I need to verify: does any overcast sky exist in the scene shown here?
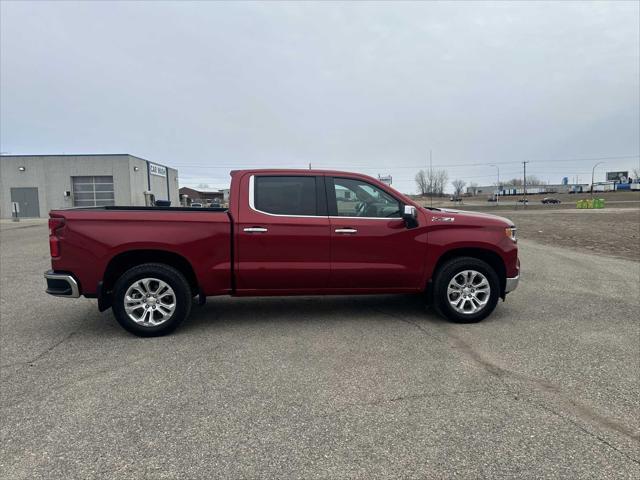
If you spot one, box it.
[1,1,639,193]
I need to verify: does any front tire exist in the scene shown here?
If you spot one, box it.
[112,263,192,337]
[433,257,500,323]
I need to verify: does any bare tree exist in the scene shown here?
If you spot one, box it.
[468,182,479,196]
[452,179,466,197]
[434,170,449,196]
[416,169,449,196]
[504,178,523,186]
[504,175,546,186]
[415,170,428,195]
[527,175,546,185]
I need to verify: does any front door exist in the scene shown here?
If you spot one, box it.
[10,187,40,218]
[236,174,331,292]
[327,176,427,290]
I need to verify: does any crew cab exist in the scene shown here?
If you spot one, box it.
[45,170,519,336]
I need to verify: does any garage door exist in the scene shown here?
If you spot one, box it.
[72,176,115,207]
[10,187,40,218]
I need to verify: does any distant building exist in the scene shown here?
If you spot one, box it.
[219,188,230,203]
[0,154,179,218]
[466,183,590,196]
[179,187,225,206]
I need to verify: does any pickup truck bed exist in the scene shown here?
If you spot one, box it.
[49,207,232,300]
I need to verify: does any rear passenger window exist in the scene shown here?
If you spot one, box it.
[254,176,317,216]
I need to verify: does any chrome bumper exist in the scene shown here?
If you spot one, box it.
[44,271,80,298]
[505,275,519,293]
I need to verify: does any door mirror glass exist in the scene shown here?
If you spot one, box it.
[402,205,418,228]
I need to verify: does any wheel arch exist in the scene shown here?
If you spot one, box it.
[430,247,507,297]
[100,250,199,310]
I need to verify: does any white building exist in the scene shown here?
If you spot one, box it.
[0,154,179,218]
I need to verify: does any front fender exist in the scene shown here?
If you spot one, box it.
[423,225,517,285]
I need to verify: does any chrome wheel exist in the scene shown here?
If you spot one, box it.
[447,270,491,315]
[124,278,176,326]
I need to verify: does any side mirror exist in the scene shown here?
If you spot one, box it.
[402,205,418,229]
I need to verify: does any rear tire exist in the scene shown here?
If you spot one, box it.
[112,263,192,337]
[432,257,500,323]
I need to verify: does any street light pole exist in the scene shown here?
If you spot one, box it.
[429,149,433,208]
[591,162,603,196]
[522,161,529,207]
[490,164,500,206]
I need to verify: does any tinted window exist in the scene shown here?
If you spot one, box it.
[254,176,317,215]
[333,177,401,218]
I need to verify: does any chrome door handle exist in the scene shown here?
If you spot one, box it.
[244,227,268,233]
[335,228,357,234]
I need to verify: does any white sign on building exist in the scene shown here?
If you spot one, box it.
[149,163,167,177]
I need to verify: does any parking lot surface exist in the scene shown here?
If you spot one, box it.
[1,220,639,479]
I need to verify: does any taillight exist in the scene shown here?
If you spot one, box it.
[49,217,65,258]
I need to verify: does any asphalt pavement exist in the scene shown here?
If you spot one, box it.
[1,220,638,479]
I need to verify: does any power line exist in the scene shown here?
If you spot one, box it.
[324,154,640,169]
[180,170,526,183]
[179,166,601,182]
[169,154,639,170]
[176,153,639,190]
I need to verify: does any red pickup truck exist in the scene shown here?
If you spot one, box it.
[45,169,519,336]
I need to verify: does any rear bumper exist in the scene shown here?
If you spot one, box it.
[44,270,80,298]
[505,275,519,293]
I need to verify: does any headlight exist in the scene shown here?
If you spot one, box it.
[505,226,517,242]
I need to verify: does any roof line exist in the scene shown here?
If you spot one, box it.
[0,153,173,170]
[1,153,135,157]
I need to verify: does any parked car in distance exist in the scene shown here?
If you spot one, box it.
[517,198,529,204]
[449,196,461,202]
[541,197,561,204]
[45,169,519,336]
[190,202,203,208]
[487,196,497,202]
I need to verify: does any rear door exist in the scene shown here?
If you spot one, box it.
[327,176,426,290]
[236,174,331,291]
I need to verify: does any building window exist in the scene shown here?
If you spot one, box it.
[72,176,115,207]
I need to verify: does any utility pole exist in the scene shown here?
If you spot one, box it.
[490,164,500,206]
[308,163,312,170]
[591,161,603,197]
[429,149,433,207]
[522,161,529,207]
